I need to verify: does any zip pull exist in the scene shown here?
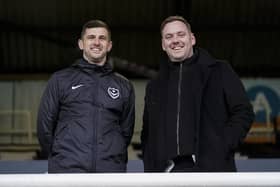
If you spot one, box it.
[164,160,175,172]
[192,154,196,163]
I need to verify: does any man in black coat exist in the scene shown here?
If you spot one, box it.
[141,16,254,172]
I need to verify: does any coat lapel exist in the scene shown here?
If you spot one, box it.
[193,48,217,159]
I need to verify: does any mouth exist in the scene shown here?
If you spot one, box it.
[170,43,184,51]
[170,46,184,53]
[172,46,182,50]
[90,47,102,53]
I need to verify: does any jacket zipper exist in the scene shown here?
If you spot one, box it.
[92,77,98,172]
[176,63,183,155]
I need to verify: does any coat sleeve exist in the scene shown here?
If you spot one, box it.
[37,74,60,156]
[221,62,255,151]
[141,82,150,157]
[120,82,135,147]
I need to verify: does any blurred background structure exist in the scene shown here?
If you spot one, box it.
[0,0,280,161]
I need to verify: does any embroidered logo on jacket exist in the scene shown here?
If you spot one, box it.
[107,87,120,99]
[71,84,84,90]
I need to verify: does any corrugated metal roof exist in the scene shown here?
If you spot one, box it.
[0,0,279,77]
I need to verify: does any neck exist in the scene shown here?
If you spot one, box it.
[83,55,106,66]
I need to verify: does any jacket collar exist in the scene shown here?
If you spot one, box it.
[72,58,113,76]
[195,48,217,67]
[158,47,216,80]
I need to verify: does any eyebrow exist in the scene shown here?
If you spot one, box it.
[164,31,186,37]
[85,34,108,38]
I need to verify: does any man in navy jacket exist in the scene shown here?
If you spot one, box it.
[37,20,135,173]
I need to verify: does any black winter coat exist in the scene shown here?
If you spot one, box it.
[37,58,135,173]
[141,48,254,172]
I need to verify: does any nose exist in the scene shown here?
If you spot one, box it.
[171,35,179,43]
[93,38,100,45]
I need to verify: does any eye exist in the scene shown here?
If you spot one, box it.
[99,35,107,40]
[177,32,186,37]
[86,35,95,39]
[164,34,173,40]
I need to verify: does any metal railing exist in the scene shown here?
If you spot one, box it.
[0,110,33,143]
[0,172,280,187]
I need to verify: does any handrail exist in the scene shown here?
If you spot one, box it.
[0,172,280,187]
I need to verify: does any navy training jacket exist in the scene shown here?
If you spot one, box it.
[37,58,135,173]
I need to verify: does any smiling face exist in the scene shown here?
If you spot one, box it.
[161,20,196,62]
[78,27,112,66]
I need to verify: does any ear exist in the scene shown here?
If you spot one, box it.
[78,39,83,50]
[161,38,166,51]
[107,41,113,52]
[191,33,196,46]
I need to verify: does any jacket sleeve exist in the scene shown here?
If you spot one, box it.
[37,74,60,156]
[221,62,255,151]
[120,82,135,147]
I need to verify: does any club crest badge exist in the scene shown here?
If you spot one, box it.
[107,87,120,99]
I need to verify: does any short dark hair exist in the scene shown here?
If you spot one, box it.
[160,16,192,35]
[80,20,111,40]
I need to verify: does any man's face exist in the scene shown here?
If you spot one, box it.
[161,21,196,62]
[78,27,112,65]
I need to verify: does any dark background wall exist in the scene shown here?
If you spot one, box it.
[0,0,280,77]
